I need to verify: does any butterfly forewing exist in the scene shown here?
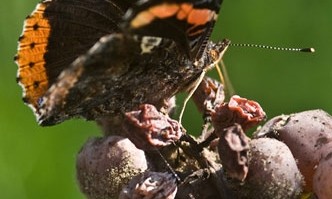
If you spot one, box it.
[16,0,133,112]
[124,0,223,59]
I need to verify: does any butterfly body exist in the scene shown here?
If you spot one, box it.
[15,0,228,126]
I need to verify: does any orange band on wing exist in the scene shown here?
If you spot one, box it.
[130,2,216,29]
[130,10,156,29]
[176,3,193,20]
[187,9,215,26]
[149,4,179,18]
[16,3,50,109]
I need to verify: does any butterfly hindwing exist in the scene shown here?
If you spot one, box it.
[37,33,143,125]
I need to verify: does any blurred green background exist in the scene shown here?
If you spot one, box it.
[0,0,331,198]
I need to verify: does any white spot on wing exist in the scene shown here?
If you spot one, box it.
[140,36,162,54]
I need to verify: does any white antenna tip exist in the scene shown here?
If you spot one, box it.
[301,48,315,53]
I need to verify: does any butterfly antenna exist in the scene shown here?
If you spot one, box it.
[230,43,315,53]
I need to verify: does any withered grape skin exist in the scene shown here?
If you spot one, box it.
[76,136,148,199]
[232,138,303,199]
[119,172,177,199]
[75,75,332,199]
[313,143,332,199]
[217,124,250,181]
[123,104,182,150]
[254,109,332,192]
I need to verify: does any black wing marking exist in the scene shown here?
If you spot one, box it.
[123,0,223,59]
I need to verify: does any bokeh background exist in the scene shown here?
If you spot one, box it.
[1,0,331,198]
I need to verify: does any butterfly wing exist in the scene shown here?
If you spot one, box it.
[37,33,143,125]
[15,0,133,113]
[17,0,225,126]
[123,0,223,59]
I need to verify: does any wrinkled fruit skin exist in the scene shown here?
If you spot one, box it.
[74,71,332,199]
[192,77,225,116]
[217,124,250,181]
[119,171,177,199]
[313,143,332,199]
[124,104,183,150]
[254,109,332,192]
[76,136,148,199]
[231,138,303,199]
[211,95,266,133]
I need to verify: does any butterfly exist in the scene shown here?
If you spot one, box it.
[15,0,229,126]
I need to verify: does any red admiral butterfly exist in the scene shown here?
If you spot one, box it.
[15,0,229,126]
